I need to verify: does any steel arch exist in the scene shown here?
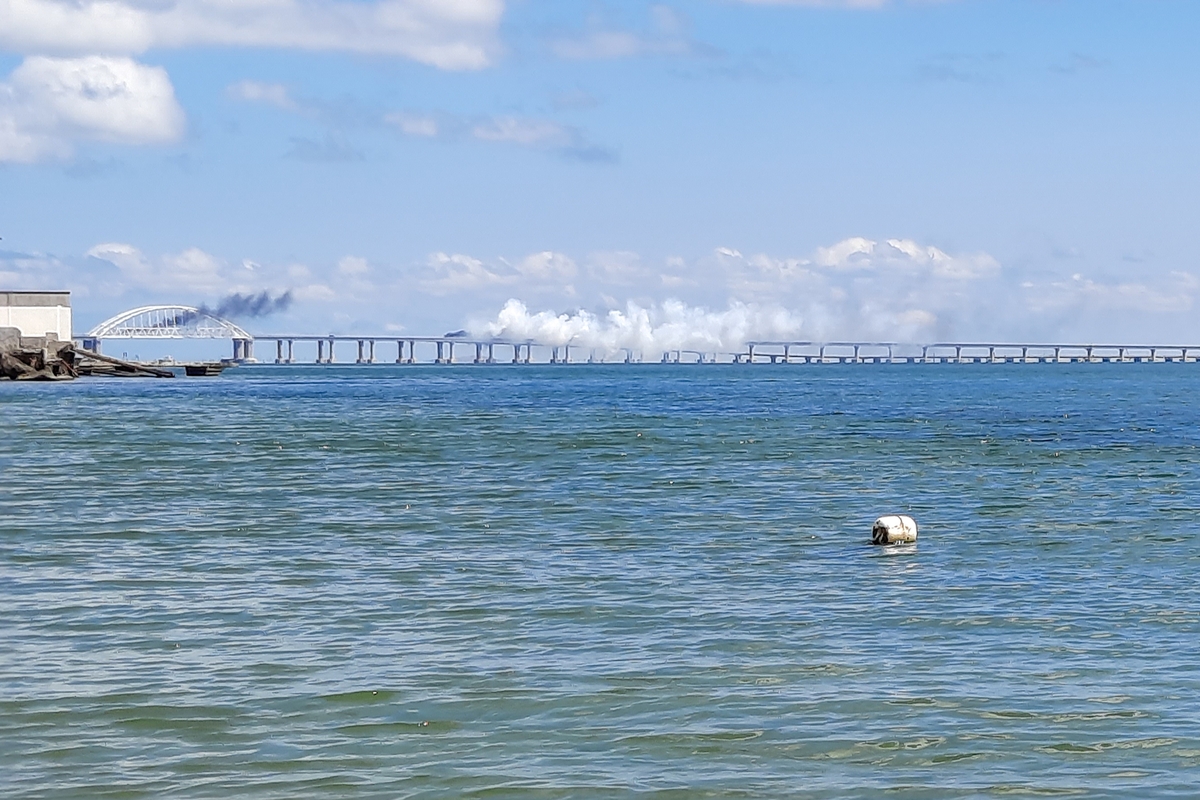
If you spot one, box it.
[86,305,252,340]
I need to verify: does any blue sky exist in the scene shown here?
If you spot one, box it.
[2,0,1199,350]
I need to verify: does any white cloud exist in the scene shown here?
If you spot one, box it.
[802,236,999,277]
[0,0,505,70]
[515,250,576,280]
[87,242,226,292]
[0,55,184,162]
[814,236,876,269]
[227,79,296,110]
[422,251,513,294]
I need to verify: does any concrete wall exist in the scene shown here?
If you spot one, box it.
[0,292,72,340]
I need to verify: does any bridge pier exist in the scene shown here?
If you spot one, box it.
[357,339,365,363]
[487,343,495,364]
[233,338,253,361]
[276,339,284,364]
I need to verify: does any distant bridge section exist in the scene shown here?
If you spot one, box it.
[82,305,255,359]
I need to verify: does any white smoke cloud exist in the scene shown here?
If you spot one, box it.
[474,298,804,356]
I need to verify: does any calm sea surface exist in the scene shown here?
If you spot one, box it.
[3,365,1200,798]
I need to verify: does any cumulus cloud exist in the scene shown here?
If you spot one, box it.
[422,251,513,294]
[516,250,576,280]
[807,236,999,277]
[0,55,184,162]
[88,242,226,293]
[0,0,505,70]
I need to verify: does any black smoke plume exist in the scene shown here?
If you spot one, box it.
[159,291,294,328]
[206,291,294,319]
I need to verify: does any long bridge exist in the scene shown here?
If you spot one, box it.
[251,336,1200,365]
[82,305,1200,365]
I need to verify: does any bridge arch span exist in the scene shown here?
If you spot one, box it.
[84,305,254,360]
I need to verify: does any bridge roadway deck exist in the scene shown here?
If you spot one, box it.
[248,335,1200,365]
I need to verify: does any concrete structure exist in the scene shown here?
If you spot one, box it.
[0,291,71,341]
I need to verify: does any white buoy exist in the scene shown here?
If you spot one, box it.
[872,515,918,545]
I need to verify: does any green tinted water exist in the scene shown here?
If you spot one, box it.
[2,365,1199,797]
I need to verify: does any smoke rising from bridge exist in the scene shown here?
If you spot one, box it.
[473,298,805,354]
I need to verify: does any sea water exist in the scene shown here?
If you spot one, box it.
[2,365,1199,798]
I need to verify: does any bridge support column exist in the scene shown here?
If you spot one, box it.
[357,339,365,363]
[276,339,284,363]
[369,340,376,364]
[287,339,294,363]
[396,340,404,363]
[748,344,755,363]
[328,338,336,364]
[317,340,325,363]
[487,343,495,364]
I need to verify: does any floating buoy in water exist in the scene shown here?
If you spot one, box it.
[872,515,918,545]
